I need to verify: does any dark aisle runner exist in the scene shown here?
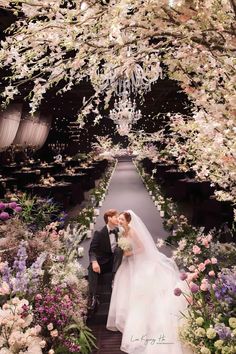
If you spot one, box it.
[84,157,171,353]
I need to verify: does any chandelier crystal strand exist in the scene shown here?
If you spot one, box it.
[109,94,142,136]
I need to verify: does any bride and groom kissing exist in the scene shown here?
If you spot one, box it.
[88,209,192,354]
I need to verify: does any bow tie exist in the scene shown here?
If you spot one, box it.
[109,228,118,234]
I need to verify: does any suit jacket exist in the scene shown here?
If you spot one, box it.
[88,225,123,273]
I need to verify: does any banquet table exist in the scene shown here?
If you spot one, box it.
[12,170,41,187]
[54,173,86,204]
[0,177,17,197]
[75,167,96,189]
[25,182,73,209]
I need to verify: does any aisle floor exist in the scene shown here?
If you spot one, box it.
[83,158,172,353]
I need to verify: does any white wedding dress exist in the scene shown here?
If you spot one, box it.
[106,210,192,354]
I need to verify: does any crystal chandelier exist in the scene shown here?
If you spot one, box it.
[109,95,142,136]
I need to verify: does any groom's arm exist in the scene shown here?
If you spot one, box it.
[89,230,100,263]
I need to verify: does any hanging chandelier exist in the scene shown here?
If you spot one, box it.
[109,95,142,136]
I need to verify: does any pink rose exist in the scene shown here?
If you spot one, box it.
[204,259,211,265]
[200,283,209,291]
[202,239,209,248]
[206,234,213,242]
[35,294,42,300]
[208,270,215,277]
[198,263,206,272]
[50,329,58,337]
[192,245,201,254]
[211,257,218,264]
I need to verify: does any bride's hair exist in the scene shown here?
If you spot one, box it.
[120,211,132,223]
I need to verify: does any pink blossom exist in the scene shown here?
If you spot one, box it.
[192,245,201,254]
[188,265,195,272]
[206,234,213,242]
[0,282,10,295]
[198,263,206,272]
[204,259,211,265]
[202,238,209,248]
[180,272,188,281]
[47,323,54,331]
[208,270,215,277]
[190,282,199,293]
[174,288,182,296]
[200,283,209,291]
[50,329,58,337]
[211,257,218,264]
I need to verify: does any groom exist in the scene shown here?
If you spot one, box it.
[87,209,123,312]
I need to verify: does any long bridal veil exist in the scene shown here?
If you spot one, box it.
[107,210,192,354]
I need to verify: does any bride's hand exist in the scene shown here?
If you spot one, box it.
[124,250,133,257]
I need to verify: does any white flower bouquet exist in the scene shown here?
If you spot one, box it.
[118,237,132,252]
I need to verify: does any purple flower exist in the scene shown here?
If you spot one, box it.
[2,263,12,288]
[9,202,17,209]
[180,272,188,281]
[28,252,47,294]
[12,243,29,293]
[174,288,182,296]
[0,212,10,221]
[214,323,232,340]
[214,268,236,306]
[15,206,22,213]
[0,202,5,210]
[190,283,199,293]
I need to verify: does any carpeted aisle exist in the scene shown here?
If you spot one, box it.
[83,157,171,353]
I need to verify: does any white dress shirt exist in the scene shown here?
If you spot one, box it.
[107,225,118,253]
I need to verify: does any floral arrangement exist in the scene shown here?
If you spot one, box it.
[39,175,56,186]
[136,159,236,353]
[0,297,47,354]
[117,237,132,252]
[17,193,66,231]
[0,201,22,221]
[174,266,236,354]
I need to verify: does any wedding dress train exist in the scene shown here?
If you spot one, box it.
[106,210,192,354]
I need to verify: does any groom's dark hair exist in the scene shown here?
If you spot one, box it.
[104,209,118,224]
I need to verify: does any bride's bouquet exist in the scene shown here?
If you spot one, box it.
[118,230,133,252]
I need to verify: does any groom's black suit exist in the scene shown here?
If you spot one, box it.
[88,225,123,296]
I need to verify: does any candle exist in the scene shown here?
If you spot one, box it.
[149,191,152,195]
[152,196,155,201]
[87,230,92,238]
[90,222,94,230]
[154,201,159,207]
[94,208,100,216]
[160,210,165,218]
[93,216,96,222]
[78,246,84,257]
[99,201,103,207]
[157,205,161,211]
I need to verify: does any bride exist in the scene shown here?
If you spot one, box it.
[106,210,192,354]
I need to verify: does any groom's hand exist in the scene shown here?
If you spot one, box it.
[92,261,101,273]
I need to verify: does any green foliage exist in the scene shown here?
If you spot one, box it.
[18,193,61,230]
